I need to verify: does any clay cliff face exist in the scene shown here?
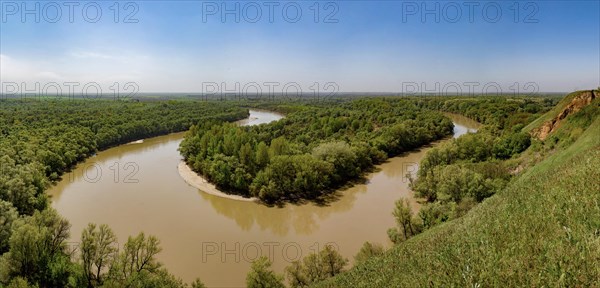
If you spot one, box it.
[532,90,597,140]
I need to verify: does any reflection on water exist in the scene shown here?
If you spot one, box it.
[49,110,479,287]
[200,182,365,236]
[447,112,482,138]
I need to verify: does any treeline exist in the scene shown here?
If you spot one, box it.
[180,98,454,203]
[245,240,386,287]
[0,99,248,287]
[245,244,349,288]
[0,209,207,287]
[417,96,558,130]
[388,96,552,244]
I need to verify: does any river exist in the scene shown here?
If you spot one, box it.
[48,109,480,287]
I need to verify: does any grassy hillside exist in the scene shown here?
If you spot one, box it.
[524,90,597,134]
[315,92,600,287]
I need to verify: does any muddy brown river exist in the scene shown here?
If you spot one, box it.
[49,110,480,287]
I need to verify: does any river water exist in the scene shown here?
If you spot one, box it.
[49,110,480,287]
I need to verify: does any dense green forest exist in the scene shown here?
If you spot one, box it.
[314,90,600,287]
[0,99,248,287]
[237,95,562,287]
[180,98,454,203]
[0,94,586,287]
[388,97,556,243]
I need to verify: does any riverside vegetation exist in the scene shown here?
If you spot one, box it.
[179,98,454,203]
[313,90,600,287]
[2,92,595,287]
[0,99,247,287]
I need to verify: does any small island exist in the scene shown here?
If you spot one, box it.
[179,99,454,204]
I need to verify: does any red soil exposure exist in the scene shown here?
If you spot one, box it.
[532,90,597,140]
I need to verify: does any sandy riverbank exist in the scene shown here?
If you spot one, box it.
[177,161,258,202]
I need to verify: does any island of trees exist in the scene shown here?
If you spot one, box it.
[180,98,454,203]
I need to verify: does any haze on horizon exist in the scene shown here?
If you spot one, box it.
[0,1,598,94]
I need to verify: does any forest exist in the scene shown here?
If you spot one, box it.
[0,95,565,287]
[386,97,559,243]
[317,90,599,287]
[0,98,248,287]
[180,98,454,203]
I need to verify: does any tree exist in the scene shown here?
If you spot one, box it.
[285,260,308,288]
[255,141,270,168]
[249,155,334,202]
[412,169,438,202]
[246,256,285,288]
[6,277,33,288]
[319,245,348,278]
[180,98,459,202]
[269,137,290,157]
[239,142,254,168]
[191,278,207,288]
[389,199,422,244]
[106,232,162,284]
[80,223,118,287]
[493,132,531,159]
[0,200,18,253]
[285,245,347,287]
[104,268,187,288]
[0,156,47,215]
[4,208,72,287]
[312,141,359,182]
[354,242,385,265]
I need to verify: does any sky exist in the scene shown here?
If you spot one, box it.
[0,0,598,94]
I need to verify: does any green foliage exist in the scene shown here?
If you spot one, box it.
[313,95,600,287]
[0,201,18,254]
[409,100,536,240]
[420,96,557,130]
[0,95,569,287]
[1,208,72,287]
[0,156,47,215]
[312,141,359,183]
[190,278,206,288]
[255,141,270,168]
[412,127,524,225]
[388,199,422,243]
[107,233,162,282]
[246,256,285,288]
[285,245,348,287]
[250,155,334,202]
[90,229,189,288]
[406,96,550,238]
[80,224,118,287]
[6,277,36,288]
[0,99,240,287]
[492,132,531,159]
[417,201,453,230]
[181,98,454,203]
[353,242,385,265]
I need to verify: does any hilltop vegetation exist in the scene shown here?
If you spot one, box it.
[393,96,552,243]
[314,91,600,287]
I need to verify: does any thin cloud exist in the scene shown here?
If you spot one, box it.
[70,51,117,60]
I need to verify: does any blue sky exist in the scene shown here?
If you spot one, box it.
[1,1,598,93]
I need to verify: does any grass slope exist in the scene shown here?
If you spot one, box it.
[315,95,600,287]
[523,90,595,133]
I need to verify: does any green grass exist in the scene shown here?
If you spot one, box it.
[314,94,600,287]
[523,90,596,133]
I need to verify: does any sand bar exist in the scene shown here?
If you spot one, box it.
[178,161,258,202]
